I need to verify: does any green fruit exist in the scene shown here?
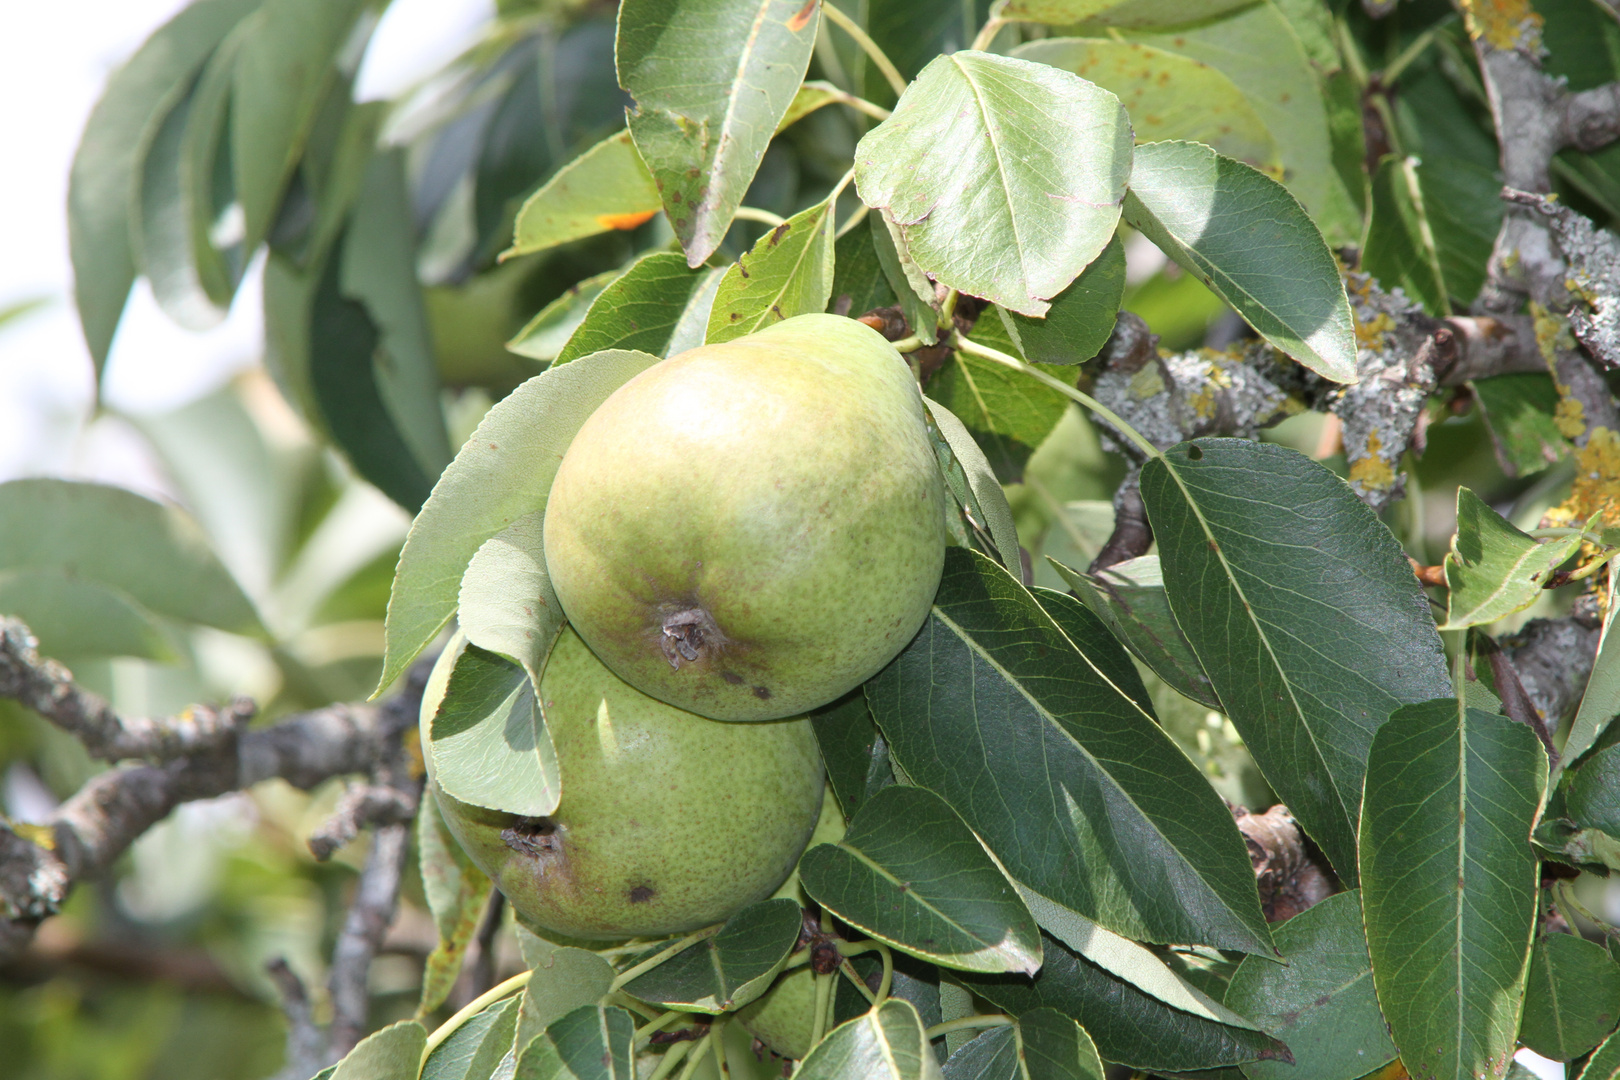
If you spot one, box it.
[737,965,818,1059]
[543,313,947,722]
[420,628,825,940]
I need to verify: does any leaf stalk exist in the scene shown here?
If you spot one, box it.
[819,2,909,99]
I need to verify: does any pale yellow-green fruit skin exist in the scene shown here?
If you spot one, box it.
[542,313,947,722]
[736,965,818,1059]
[420,629,825,940]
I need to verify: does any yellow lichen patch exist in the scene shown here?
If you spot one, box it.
[1556,426,1620,530]
[1555,396,1588,440]
[1187,356,1235,421]
[10,822,55,851]
[1460,0,1545,53]
[1128,363,1166,401]
[1349,431,1397,491]
[1536,303,1588,439]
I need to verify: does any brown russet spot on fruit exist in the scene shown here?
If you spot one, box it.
[501,818,559,858]
[722,671,744,685]
[628,885,656,904]
[753,686,772,700]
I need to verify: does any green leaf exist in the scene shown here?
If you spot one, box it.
[422,996,519,1080]
[943,1009,1105,1080]
[231,0,373,254]
[867,546,1274,956]
[1417,157,1502,308]
[1567,743,1620,834]
[706,198,836,343]
[378,348,658,692]
[1139,440,1453,881]
[963,930,1288,1072]
[67,0,260,373]
[0,571,175,662]
[415,792,494,1017]
[1582,1025,1620,1080]
[618,0,820,266]
[513,929,616,1052]
[1560,567,1620,773]
[922,399,1022,571]
[1001,0,1255,26]
[555,253,720,364]
[1441,487,1582,630]
[505,131,662,258]
[810,690,893,822]
[928,317,1073,485]
[1013,39,1279,168]
[855,51,1132,316]
[430,641,559,817]
[335,149,453,496]
[1225,891,1396,1080]
[997,234,1126,366]
[1470,373,1569,478]
[1363,155,1449,317]
[779,79,848,132]
[870,211,941,346]
[800,785,1043,974]
[330,1020,429,1080]
[0,479,261,637]
[1520,932,1620,1061]
[830,223,897,318]
[507,270,621,362]
[458,511,562,685]
[1048,555,1219,711]
[1360,699,1546,1080]
[797,998,941,1080]
[1121,4,1362,246]
[515,1004,635,1080]
[622,898,801,1013]
[1124,141,1356,384]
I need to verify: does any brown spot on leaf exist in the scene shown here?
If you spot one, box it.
[768,223,791,246]
[787,0,816,32]
[595,210,658,231]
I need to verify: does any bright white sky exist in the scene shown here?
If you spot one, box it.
[0,0,493,489]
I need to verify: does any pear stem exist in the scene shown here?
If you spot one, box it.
[645,1037,694,1080]
[839,959,877,1004]
[674,1033,714,1080]
[610,925,721,991]
[420,970,533,1065]
[635,1009,689,1045]
[835,939,894,1003]
[712,1015,734,1079]
[818,2,908,98]
[809,969,835,1047]
[924,1014,1014,1041]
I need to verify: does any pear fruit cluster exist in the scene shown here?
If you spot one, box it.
[428,313,946,942]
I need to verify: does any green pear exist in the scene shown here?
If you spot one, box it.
[543,313,946,722]
[736,965,818,1059]
[420,628,825,940]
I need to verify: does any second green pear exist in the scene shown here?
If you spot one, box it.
[543,314,947,722]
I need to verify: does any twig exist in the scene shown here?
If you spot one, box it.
[328,821,415,1056]
[0,618,255,761]
[308,783,419,861]
[267,958,328,1080]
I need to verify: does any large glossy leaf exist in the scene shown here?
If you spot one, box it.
[505,132,661,258]
[943,1009,1105,1080]
[1139,440,1453,880]
[706,198,836,343]
[1561,568,1620,772]
[797,999,942,1080]
[1520,932,1620,1061]
[868,546,1273,956]
[0,479,260,636]
[67,0,260,372]
[855,51,1132,316]
[922,399,1022,571]
[617,0,819,266]
[555,254,719,364]
[415,792,493,1016]
[1441,487,1582,630]
[458,511,561,684]
[1360,699,1546,1080]
[800,785,1042,974]
[378,349,658,692]
[137,80,228,331]
[429,640,558,817]
[1124,141,1356,384]
[996,234,1126,367]
[1049,554,1219,710]
[1013,39,1277,168]
[231,0,373,254]
[0,571,175,662]
[964,930,1288,1072]
[1122,4,1361,245]
[622,898,800,1013]
[515,1004,635,1080]
[513,929,616,1051]
[1567,743,1620,834]
[330,1020,428,1080]
[507,270,620,362]
[177,27,249,312]
[422,996,519,1080]
[1225,891,1395,1080]
[1363,155,1448,317]
[810,690,894,821]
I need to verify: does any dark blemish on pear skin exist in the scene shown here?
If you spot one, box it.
[722,671,744,685]
[753,686,771,700]
[502,818,559,857]
[628,885,656,904]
